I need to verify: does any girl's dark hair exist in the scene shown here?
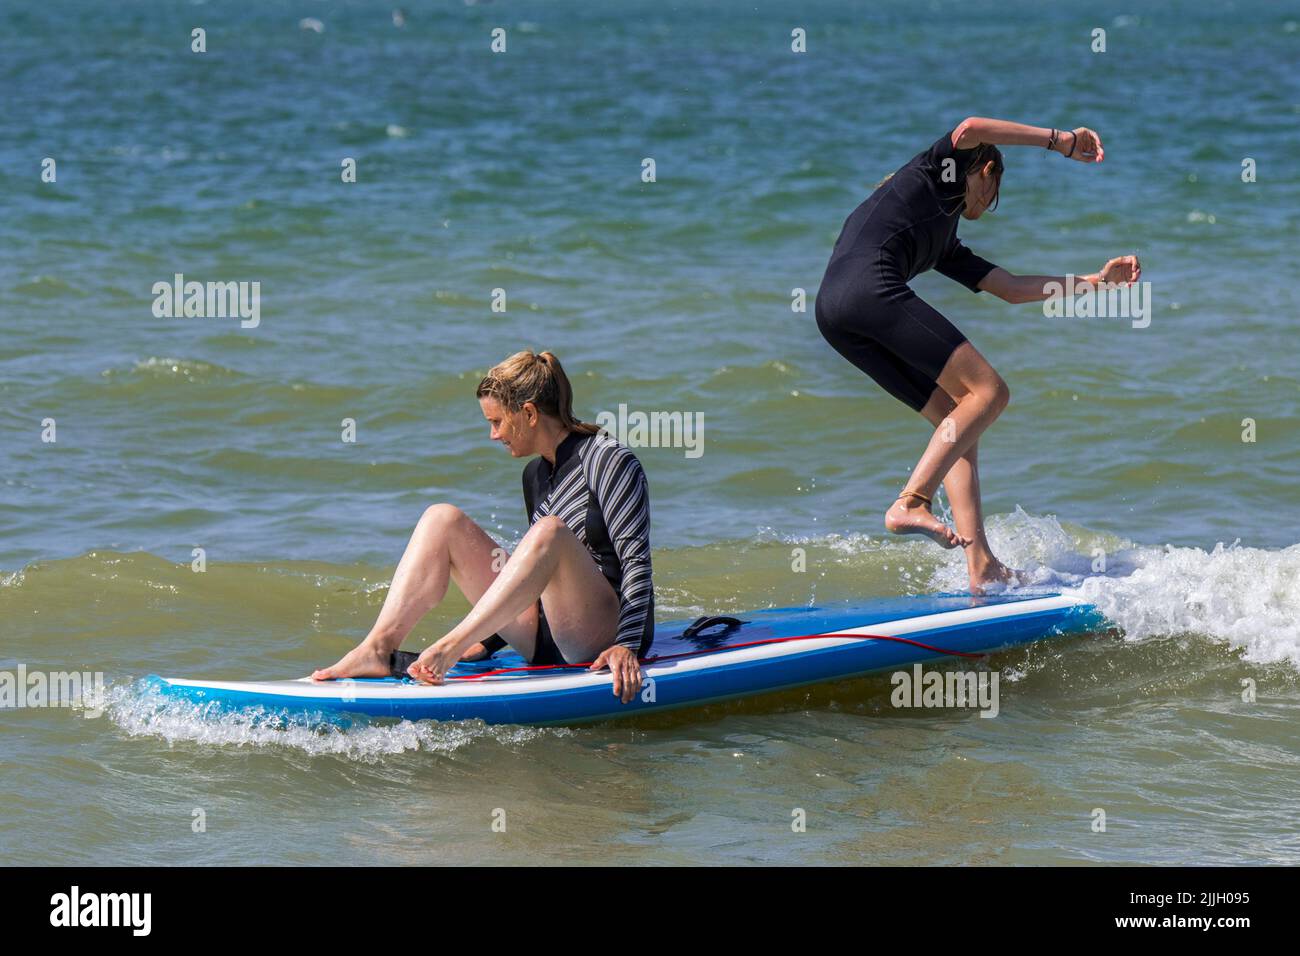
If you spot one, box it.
[476,350,600,435]
[966,143,1004,211]
[875,141,1005,211]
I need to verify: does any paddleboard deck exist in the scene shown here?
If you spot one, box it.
[148,592,1104,726]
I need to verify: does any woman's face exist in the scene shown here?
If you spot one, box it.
[962,161,1000,219]
[480,396,536,458]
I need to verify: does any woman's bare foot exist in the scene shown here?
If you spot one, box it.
[312,642,392,681]
[885,496,969,549]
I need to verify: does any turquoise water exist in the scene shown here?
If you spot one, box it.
[2,0,1298,865]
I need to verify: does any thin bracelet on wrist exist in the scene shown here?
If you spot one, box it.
[1065,131,1077,158]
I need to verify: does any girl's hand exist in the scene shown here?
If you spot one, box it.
[1099,254,1141,285]
[408,639,462,685]
[589,645,643,704]
[1059,127,1103,162]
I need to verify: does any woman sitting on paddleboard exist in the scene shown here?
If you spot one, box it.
[314,350,653,703]
[815,117,1140,591]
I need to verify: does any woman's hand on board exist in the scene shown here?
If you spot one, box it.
[590,644,643,704]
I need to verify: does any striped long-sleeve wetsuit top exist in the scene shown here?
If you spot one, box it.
[522,429,655,655]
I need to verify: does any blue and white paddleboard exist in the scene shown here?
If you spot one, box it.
[148,592,1103,726]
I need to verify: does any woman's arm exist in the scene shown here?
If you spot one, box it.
[587,442,653,653]
[979,257,1141,303]
[584,441,653,704]
[953,117,1103,162]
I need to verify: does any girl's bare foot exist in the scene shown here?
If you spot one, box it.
[884,493,969,549]
[312,642,392,681]
[968,557,1028,594]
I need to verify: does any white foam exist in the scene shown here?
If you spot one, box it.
[106,681,565,760]
[925,509,1300,667]
[1068,540,1300,666]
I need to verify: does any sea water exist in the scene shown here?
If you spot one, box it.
[1,0,1297,865]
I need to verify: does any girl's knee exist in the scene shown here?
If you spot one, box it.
[989,377,1010,412]
[970,375,1009,413]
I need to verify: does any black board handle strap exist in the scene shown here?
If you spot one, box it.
[681,615,749,640]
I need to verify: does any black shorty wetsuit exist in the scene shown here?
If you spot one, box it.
[815,129,1000,412]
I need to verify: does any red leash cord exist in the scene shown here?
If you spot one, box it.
[444,630,984,681]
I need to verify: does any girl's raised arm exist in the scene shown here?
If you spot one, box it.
[953,117,1103,163]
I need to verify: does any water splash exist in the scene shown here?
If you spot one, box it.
[1068,540,1300,666]
[104,680,567,760]
[923,509,1300,667]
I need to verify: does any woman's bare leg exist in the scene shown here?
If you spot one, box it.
[312,504,535,679]
[916,389,1015,591]
[884,341,1010,549]
[438,515,620,665]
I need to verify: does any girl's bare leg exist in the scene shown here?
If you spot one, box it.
[884,341,1010,549]
[916,389,1016,592]
[313,504,536,679]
